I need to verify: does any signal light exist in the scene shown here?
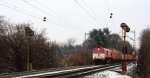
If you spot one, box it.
[120,23,130,32]
[97,48,100,51]
[110,13,113,15]
[25,27,34,36]
[110,16,112,18]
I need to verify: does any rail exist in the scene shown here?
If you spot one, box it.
[0,63,124,78]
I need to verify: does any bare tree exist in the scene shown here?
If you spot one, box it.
[66,38,76,48]
[0,17,61,73]
[137,28,150,78]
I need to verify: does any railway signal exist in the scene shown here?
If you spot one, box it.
[25,27,34,71]
[25,27,34,36]
[120,23,130,71]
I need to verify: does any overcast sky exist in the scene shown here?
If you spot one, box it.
[0,0,150,49]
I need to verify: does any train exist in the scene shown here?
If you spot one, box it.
[92,46,135,64]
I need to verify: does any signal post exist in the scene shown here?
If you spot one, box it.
[25,27,34,71]
[120,23,130,71]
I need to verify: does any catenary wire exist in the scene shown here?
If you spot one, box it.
[0,2,84,33]
[104,0,116,32]
[21,0,87,32]
[32,0,89,31]
[74,0,104,28]
[81,0,110,28]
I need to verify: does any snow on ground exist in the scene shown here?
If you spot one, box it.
[111,63,136,76]
[84,63,136,78]
[84,70,131,78]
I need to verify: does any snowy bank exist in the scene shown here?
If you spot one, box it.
[84,63,136,78]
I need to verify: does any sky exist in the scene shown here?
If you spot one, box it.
[0,0,150,49]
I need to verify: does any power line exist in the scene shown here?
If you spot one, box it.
[21,0,86,32]
[33,0,59,18]
[46,20,84,33]
[0,2,42,20]
[33,0,88,31]
[0,1,43,18]
[81,0,110,27]
[105,0,112,14]
[104,0,116,32]
[74,0,104,28]
[0,2,84,33]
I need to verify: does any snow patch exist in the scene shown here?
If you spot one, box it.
[84,70,131,78]
[84,63,136,78]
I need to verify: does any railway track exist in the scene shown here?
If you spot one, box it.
[0,63,124,78]
[53,64,122,78]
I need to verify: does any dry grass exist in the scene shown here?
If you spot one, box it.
[63,49,92,66]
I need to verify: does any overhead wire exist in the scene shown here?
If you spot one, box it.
[0,1,84,33]
[81,0,110,28]
[105,0,116,32]
[21,0,86,33]
[33,0,60,18]
[105,0,112,14]
[0,1,42,20]
[45,20,84,33]
[74,0,104,28]
[33,0,89,32]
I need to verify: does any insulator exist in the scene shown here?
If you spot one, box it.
[110,13,113,15]
[110,16,112,18]
[43,19,46,22]
[44,17,46,19]
[43,17,46,22]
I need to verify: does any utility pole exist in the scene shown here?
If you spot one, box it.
[25,27,34,71]
[85,33,88,40]
[134,30,136,58]
[133,30,136,51]
[120,23,130,71]
[132,30,136,59]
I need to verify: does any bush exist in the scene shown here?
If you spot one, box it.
[63,49,92,66]
[0,17,61,73]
